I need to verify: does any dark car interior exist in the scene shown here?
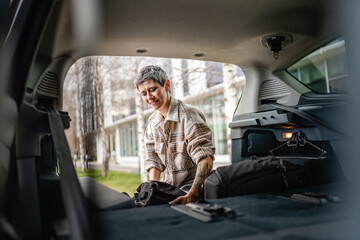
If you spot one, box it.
[1,0,360,239]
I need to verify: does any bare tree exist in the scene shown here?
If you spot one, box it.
[64,56,130,174]
[92,56,141,176]
[223,63,238,159]
[75,60,86,171]
[63,62,79,157]
[133,58,147,182]
[90,57,109,176]
[99,56,147,181]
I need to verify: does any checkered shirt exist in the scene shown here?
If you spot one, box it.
[144,97,215,187]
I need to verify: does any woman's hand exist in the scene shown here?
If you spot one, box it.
[170,191,199,205]
[169,156,213,205]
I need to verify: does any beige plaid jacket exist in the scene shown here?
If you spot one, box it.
[144,97,215,187]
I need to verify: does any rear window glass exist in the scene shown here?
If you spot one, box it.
[287,38,347,94]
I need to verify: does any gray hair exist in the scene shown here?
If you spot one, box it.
[135,65,169,89]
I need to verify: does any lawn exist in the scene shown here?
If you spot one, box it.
[75,168,142,196]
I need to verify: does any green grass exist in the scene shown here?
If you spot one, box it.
[76,168,141,196]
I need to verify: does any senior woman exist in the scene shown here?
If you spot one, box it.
[135,65,215,204]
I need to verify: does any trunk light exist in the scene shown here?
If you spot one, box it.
[283,132,293,139]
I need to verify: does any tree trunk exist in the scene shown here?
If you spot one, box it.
[223,63,238,161]
[133,59,147,182]
[136,94,147,182]
[93,57,109,177]
[75,61,86,172]
[100,128,108,176]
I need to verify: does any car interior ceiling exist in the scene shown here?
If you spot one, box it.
[1,0,359,239]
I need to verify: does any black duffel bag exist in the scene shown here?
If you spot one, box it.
[134,181,186,207]
[204,157,309,199]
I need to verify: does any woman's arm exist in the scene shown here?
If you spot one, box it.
[170,156,213,204]
[149,167,162,181]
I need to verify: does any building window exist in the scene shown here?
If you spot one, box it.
[119,121,138,156]
[191,94,228,155]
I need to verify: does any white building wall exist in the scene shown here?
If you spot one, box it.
[115,127,121,163]
[96,135,103,163]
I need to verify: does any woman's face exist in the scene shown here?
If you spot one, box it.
[138,79,171,115]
